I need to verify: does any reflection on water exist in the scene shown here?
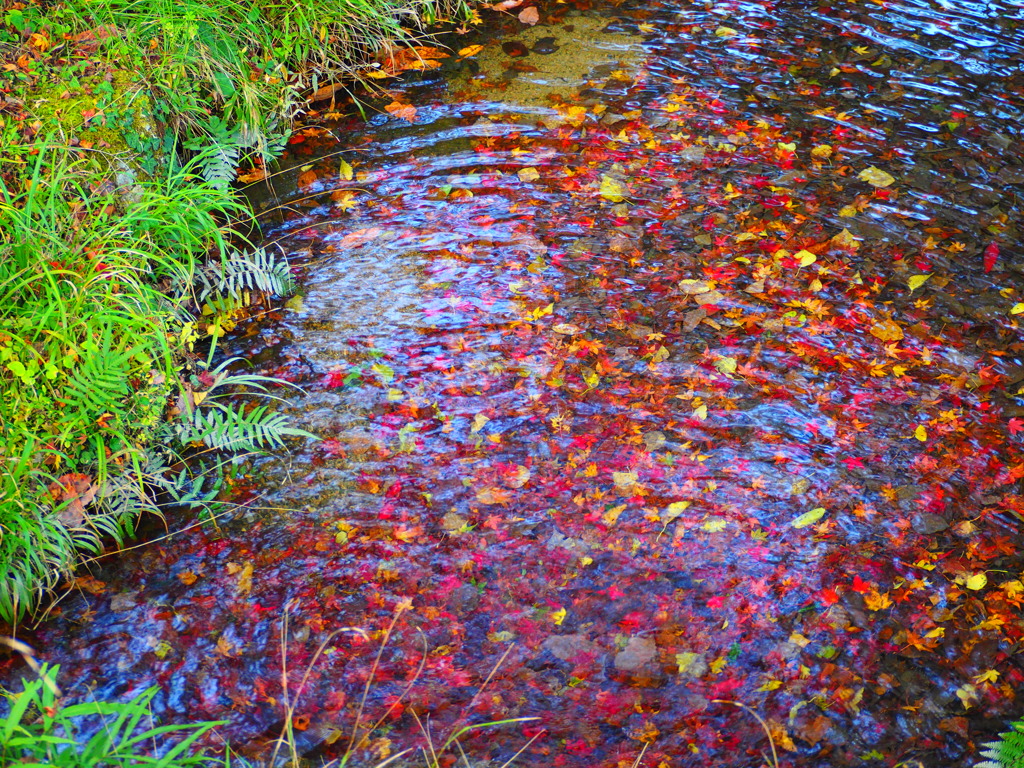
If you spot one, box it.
[12,1,1024,766]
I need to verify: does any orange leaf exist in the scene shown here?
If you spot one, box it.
[297,169,318,188]
[385,101,418,122]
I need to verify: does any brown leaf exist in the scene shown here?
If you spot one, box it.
[476,486,512,504]
[297,169,318,188]
[236,167,267,184]
[796,715,833,746]
[309,82,346,102]
[518,6,540,25]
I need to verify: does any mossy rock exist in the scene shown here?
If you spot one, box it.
[28,70,165,185]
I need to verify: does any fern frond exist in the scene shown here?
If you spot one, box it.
[181,402,315,452]
[198,246,294,302]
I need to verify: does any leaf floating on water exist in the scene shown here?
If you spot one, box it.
[518,167,540,182]
[702,517,728,532]
[714,26,738,37]
[471,413,490,434]
[458,44,485,58]
[914,424,927,441]
[551,323,581,334]
[810,144,833,159]
[599,175,627,202]
[1011,303,1024,315]
[907,273,931,292]
[869,318,903,342]
[858,166,896,187]
[792,508,826,528]
[339,158,353,181]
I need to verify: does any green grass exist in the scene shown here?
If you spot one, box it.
[0,0,476,625]
[0,143,245,622]
[1,662,228,767]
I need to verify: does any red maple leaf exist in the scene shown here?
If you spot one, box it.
[983,242,999,273]
[1009,418,1024,436]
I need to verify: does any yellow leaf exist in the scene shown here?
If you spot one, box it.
[914,424,927,441]
[603,504,626,526]
[791,508,826,528]
[702,517,728,532]
[795,250,817,267]
[599,175,627,202]
[965,572,988,591]
[662,501,690,523]
[339,158,354,181]
[1011,303,1024,315]
[471,413,490,434]
[975,669,999,685]
[715,356,737,375]
[758,680,783,692]
[777,142,796,153]
[191,390,208,406]
[908,274,931,292]
[678,279,712,294]
[925,627,945,639]
[831,228,860,249]
[714,26,738,37]
[693,404,708,420]
[580,556,593,566]
[517,167,540,182]
[551,607,566,625]
[810,144,833,159]
[458,44,484,58]
[613,471,638,488]
[709,656,728,673]
[858,166,896,187]
[869,318,904,342]
[838,205,858,217]
[676,652,700,674]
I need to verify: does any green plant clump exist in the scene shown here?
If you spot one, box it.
[1,663,227,767]
[0,141,311,624]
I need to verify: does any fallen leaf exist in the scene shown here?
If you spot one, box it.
[792,508,826,528]
[339,158,354,181]
[599,175,626,202]
[858,166,896,187]
[907,274,931,291]
[702,517,728,532]
[458,44,485,58]
[385,101,417,122]
[714,26,738,38]
[678,279,712,295]
[794,250,817,267]
[869,318,904,342]
[518,6,539,25]
[914,424,927,441]
[518,166,540,182]
[965,573,988,591]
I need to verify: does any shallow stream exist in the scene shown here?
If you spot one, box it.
[12,1,1024,766]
